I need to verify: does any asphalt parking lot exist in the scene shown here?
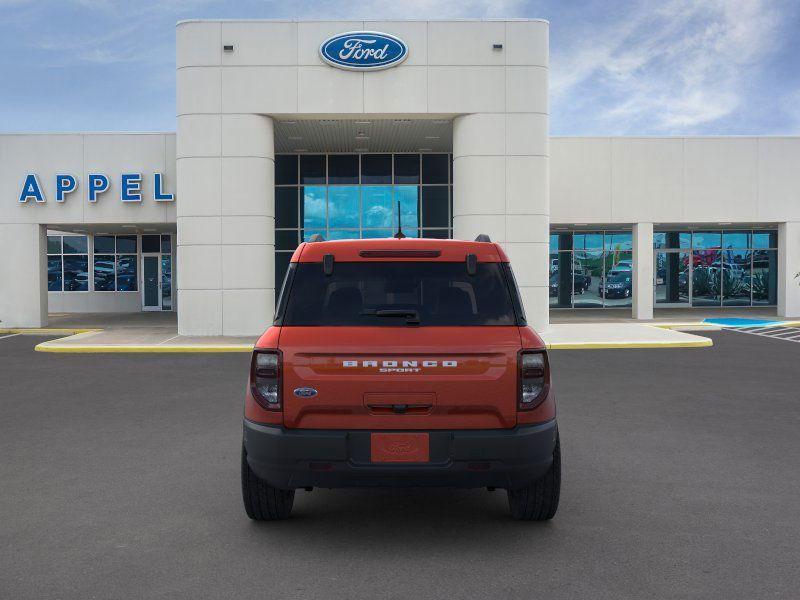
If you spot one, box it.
[1,331,799,599]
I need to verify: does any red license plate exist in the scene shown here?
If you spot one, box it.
[370,433,430,463]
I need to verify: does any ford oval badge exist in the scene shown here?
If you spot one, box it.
[293,387,318,398]
[319,31,408,71]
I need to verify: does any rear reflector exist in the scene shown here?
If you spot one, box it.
[358,250,441,258]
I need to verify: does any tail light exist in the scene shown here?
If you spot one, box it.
[518,350,549,410]
[250,350,282,411]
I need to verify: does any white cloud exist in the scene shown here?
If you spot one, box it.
[551,0,791,133]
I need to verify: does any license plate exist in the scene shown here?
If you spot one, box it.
[370,433,430,463]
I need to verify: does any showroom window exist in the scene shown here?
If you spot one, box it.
[654,229,777,307]
[47,235,89,292]
[93,235,138,292]
[274,153,454,289]
[549,231,633,309]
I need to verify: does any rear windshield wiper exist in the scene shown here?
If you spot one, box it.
[360,309,421,325]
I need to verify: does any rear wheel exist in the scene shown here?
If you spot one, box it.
[241,445,295,520]
[507,435,560,521]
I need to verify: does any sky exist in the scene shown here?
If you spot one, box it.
[0,0,798,135]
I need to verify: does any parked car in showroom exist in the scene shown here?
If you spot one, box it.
[599,272,632,299]
[241,235,560,521]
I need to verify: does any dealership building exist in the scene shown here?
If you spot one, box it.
[1,19,799,335]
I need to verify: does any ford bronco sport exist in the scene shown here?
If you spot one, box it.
[241,236,560,521]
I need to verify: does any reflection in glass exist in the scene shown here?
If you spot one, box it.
[47,235,61,254]
[94,235,115,253]
[691,250,721,306]
[722,249,751,306]
[395,185,419,230]
[752,249,777,305]
[302,229,325,242]
[62,235,88,254]
[362,186,393,228]
[161,235,172,254]
[573,251,603,307]
[161,255,172,310]
[655,251,690,305]
[604,232,632,251]
[117,255,137,291]
[574,233,603,250]
[327,186,359,228]
[752,231,778,249]
[722,231,750,249]
[327,230,359,240]
[47,256,62,291]
[654,231,690,249]
[116,235,137,254]
[362,229,393,239]
[63,255,88,291]
[692,231,721,249]
[302,186,326,229]
[94,255,116,291]
[603,251,633,306]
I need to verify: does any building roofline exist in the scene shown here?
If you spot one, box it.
[0,131,175,136]
[176,18,549,26]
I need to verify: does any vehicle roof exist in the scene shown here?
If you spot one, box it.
[291,237,510,263]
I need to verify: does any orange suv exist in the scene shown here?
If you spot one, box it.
[241,236,560,520]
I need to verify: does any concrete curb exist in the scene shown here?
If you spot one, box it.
[35,344,253,353]
[546,338,713,350]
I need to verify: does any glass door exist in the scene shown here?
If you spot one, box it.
[142,255,161,311]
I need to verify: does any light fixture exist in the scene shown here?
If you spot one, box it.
[425,136,440,140]
[121,225,137,229]
[293,148,308,152]
[280,120,297,125]
[223,44,235,52]
[393,119,412,124]
[718,222,732,225]
[419,147,433,152]
[492,43,503,50]
[355,120,372,125]
[354,147,368,152]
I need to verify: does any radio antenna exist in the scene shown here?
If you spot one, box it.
[394,200,406,239]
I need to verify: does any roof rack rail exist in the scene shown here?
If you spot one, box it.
[308,234,325,242]
[474,234,491,242]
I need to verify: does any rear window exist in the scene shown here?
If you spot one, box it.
[278,262,521,326]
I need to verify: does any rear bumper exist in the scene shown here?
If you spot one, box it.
[243,419,558,490]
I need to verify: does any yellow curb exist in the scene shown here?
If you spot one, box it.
[35,343,253,353]
[546,339,713,350]
[0,328,101,335]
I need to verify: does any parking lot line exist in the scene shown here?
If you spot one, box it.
[0,333,21,341]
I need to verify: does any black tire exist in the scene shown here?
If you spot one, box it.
[507,435,560,521]
[241,445,295,520]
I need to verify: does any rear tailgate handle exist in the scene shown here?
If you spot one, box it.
[366,403,433,415]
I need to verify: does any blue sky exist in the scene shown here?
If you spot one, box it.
[1,0,798,135]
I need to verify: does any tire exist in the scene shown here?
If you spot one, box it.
[507,435,561,521]
[241,445,295,520]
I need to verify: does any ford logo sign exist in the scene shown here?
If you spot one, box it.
[319,31,408,71]
[293,387,318,398]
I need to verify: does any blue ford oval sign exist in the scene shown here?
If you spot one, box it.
[319,31,408,71]
[293,387,318,398]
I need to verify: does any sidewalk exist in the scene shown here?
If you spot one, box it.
[3,312,717,352]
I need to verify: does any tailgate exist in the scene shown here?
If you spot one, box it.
[280,327,522,429]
